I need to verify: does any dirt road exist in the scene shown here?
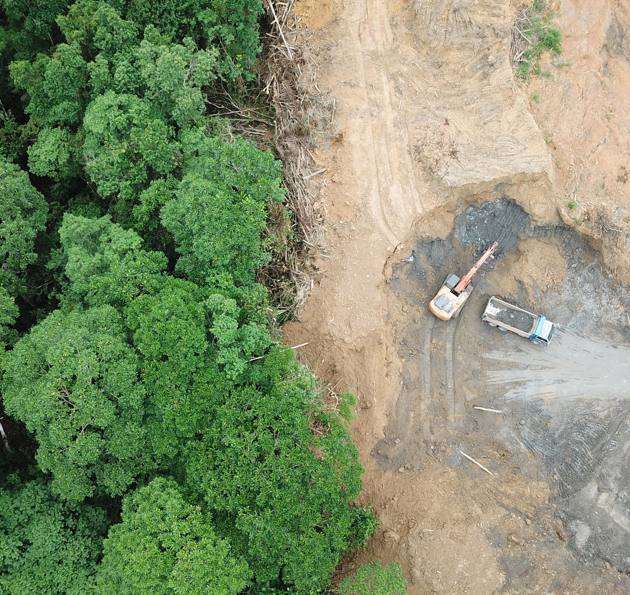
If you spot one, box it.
[486,330,630,401]
[285,0,630,591]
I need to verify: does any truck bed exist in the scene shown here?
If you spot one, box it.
[483,297,537,334]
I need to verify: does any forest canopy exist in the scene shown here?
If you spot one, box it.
[0,1,382,593]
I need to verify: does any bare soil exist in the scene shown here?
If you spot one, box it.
[284,0,630,592]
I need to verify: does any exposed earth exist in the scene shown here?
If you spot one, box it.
[283,0,630,592]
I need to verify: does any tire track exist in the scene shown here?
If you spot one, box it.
[418,310,461,439]
[421,317,435,437]
[428,320,451,436]
[372,0,429,219]
[346,0,428,244]
[348,7,399,246]
[370,0,427,228]
[445,320,456,427]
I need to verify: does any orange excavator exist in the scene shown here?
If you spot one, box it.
[429,242,498,320]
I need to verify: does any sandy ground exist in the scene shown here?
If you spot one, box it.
[283,0,630,592]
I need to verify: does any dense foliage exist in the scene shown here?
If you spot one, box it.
[338,562,407,595]
[97,478,250,595]
[0,1,379,593]
[0,478,109,595]
[0,157,48,296]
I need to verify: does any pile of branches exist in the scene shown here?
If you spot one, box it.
[258,0,335,319]
[510,2,537,68]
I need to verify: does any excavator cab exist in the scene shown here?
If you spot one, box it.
[444,274,460,290]
[429,280,474,320]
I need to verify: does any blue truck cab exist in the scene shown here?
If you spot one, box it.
[530,315,555,345]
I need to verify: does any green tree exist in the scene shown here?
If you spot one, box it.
[0,157,48,295]
[122,0,264,78]
[114,33,219,128]
[55,0,100,56]
[10,42,89,127]
[55,212,168,308]
[83,91,178,206]
[80,13,220,124]
[205,292,271,379]
[57,213,144,302]
[0,286,19,346]
[96,477,250,595]
[124,276,221,456]
[1,0,70,55]
[0,477,108,595]
[1,305,155,501]
[27,126,84,181]
[338,562,407,595]
[162,134,284,288]
[183,345,369,593]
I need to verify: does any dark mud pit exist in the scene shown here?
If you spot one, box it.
[379,199,630,586]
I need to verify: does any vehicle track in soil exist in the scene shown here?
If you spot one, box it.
[485,330,630,402]
[348,0,425,244]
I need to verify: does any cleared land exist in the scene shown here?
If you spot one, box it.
[285,0,630,591]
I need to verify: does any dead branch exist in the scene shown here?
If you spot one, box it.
[460,450,494,476]
[0,419,9,450]
[58,385,77,409]
[264,0,294,60]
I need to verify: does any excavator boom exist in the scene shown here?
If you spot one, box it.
[453,242,498,294]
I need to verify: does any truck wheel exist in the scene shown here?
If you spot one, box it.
[498,326,507,332]
[488,323,497,327]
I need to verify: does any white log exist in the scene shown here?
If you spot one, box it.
[460,450,493,476]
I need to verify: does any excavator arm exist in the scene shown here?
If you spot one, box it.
[453,242,498,294]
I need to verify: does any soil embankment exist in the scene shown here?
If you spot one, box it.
[284,0,630,591]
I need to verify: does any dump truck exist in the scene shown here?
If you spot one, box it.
[482,296,556,345]
[429,242,498,320]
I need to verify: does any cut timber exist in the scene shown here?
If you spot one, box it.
[460,451,494,476]
[473,406,503,414]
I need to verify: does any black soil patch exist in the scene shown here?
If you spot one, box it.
[486,302,536,333]
[454,198,530,256]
